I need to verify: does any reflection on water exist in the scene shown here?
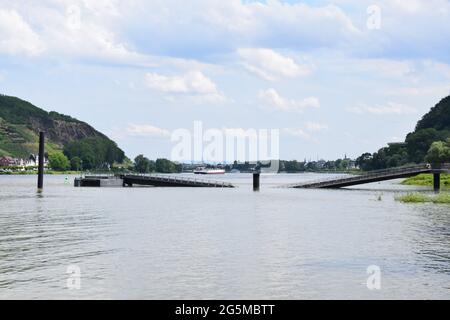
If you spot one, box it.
[0,174,449,299]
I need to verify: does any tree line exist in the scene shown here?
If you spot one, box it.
[45,137,126,171]
[133,155,182,173]
[48,149,183,173]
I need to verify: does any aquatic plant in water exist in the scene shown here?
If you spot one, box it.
[396,192,450,204]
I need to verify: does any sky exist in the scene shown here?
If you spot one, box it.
[1,0,450,161]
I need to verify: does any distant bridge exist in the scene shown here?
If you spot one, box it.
[75,173,234,188]
[286,164,450,191]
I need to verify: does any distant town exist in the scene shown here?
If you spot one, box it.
[181,156,359,173]
[0,152,359,174]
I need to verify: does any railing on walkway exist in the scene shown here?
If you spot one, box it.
[287,164,432,188]
[123,173,234,188]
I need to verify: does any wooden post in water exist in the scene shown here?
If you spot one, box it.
[37,132,45,191]
[433,173,440,193]
[253,171,260,191]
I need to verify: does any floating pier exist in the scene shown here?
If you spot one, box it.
[75,174,235,188]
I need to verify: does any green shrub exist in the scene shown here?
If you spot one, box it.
[48,151,70,171]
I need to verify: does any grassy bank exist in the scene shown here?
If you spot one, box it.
[0,170,80,175]
[402,173,450,187]
[396,192,450,204]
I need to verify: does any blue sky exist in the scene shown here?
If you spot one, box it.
[1,0,450,161]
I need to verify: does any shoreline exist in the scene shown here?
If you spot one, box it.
[0,171,80,175]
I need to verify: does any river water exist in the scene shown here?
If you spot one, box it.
[0,173,449,299]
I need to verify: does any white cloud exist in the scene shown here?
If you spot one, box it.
[115,1,360,59]
[145,71,217,94]
[126,124,171,138]
[2,0,450,67]
[190,93,228,104]
[223,128,258,139]
[282,128,311,140]
[45,6,152,66]
[281,122,328,141]
[347,102,417,115]
[0,1,361,64]
[364,0,450,62]
[259,88,319,113]
[81,0,121,17]
[144,71,226,104]
[389,0,425,13]
[0,3,153,65]
[304,122,329,132]
[0,2,217,71]
[326,56,416,79]
[358,59,415,79]
[423,60,450,79]
[0,9,45,56]
[238,48,311,81]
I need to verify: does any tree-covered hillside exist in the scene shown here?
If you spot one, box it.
[0,94,126,169]
[415,96,450,132]
[357,95,450,170]
[0,95,80,125]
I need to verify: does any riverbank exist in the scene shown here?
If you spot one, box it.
[402,173,450,187]
[396,192,450,204]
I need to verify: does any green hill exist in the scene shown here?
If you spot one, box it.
[357,95,450,170]
[0,94,125,169]
[405,96,450,163]
[415,96,450,132]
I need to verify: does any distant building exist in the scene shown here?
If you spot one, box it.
[0,154,48,168]
[0,156,16,167]
[316,159,326,169]
[347,160,358,169]
[27,154,48,167]
[343,154,358,170]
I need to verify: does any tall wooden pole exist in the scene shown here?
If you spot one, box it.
[37,132,45,190]
[433,173,440,193]
[253,171,260,191]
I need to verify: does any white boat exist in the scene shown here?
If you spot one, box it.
[193,166,226,174]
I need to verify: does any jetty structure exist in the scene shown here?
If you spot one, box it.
[75,174,235,188]
[285,163,450,192]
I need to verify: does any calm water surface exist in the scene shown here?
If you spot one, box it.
[0,173,449,299]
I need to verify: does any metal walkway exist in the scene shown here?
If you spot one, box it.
[75,173,235,188]
[286,164,450,189]
[121,174,235,188]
